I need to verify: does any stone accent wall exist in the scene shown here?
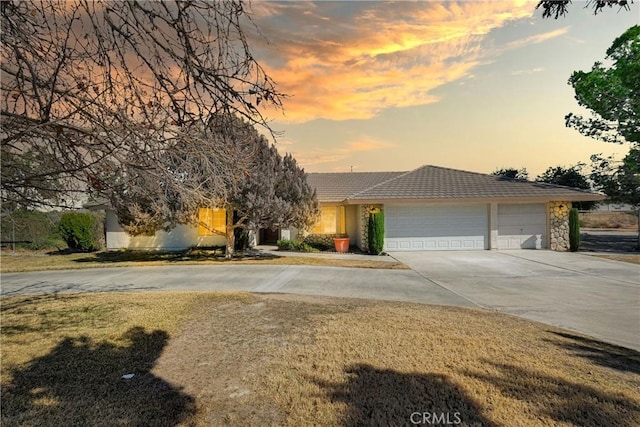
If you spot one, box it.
[549,201,571,251]
[360,204,383,252]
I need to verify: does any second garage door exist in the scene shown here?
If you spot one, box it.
[497,203,547,249]
[385,204,487,251]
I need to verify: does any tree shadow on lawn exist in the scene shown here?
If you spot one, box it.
[0,294,113,336]
[69,248,280,264]
[464,360,640,427]
[0,293,80,315]
[2,327,195,426]
[313,363,495,426]
[544,331,640,375]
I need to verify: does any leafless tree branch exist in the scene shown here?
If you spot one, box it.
[1,0,284,210]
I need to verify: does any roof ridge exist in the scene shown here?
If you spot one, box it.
[425,164,520,180]
[425,165,598,193]
[346,165,421,200]
[307,171,404,175]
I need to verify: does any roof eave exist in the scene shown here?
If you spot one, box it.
[343,194,606,205]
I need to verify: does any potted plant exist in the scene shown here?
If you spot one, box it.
[333,234,350,253]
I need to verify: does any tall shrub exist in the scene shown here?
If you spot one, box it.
[57,212,100,252]
[569,208,580,252]
[368,211,385,255]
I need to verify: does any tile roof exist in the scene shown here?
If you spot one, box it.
[309,165,604,203]
[307,171,403,202]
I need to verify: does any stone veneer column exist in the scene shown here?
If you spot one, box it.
[549,201,571,251]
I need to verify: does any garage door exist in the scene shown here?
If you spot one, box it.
[497,204,546,249]
[385,204,487,251]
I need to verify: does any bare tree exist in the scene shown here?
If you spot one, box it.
[1,0,283,209]
[536,0,633,19]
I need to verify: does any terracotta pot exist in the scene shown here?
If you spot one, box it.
[333,237,349,253]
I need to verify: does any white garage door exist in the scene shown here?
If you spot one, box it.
[497,204,546,249]
[385,204,487,251]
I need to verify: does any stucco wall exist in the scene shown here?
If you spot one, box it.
[346,205,358,243]
[105,210,226,251]
[549,201,571,251]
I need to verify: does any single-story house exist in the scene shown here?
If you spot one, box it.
[302,165,605,252]
[91,164,604,252]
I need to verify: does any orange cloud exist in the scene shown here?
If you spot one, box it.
[287,135,394,167]
[250,1,554,123]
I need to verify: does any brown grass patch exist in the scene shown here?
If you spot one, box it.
[0,250,407,273]
[0,291,229,426]
[593,254,640,265]
[2,292,639,426]
[580,211,638,229]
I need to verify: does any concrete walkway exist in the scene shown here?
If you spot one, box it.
[389,250,640,351]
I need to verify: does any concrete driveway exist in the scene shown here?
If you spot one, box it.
[2,250,638,350]
[389,250,640,351]
[0,264,475,308]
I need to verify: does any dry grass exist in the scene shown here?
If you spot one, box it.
[2,292,639,426]
[0,291,222,426]
[580,211,638,229]
[593,254,640,265]
[0,250,407,273]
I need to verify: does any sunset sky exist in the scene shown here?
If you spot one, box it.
[247,1,639,177]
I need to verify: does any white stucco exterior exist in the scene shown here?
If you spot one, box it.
[105,210,226,251]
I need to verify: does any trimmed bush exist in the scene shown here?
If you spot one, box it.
[368,211,385,255]
[569,208,580,252]
[297,242,318,253]
[57,212,101,252]
[277,239,296,251]
[276,239,318,253]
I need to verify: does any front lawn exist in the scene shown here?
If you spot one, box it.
[2,292,639,426]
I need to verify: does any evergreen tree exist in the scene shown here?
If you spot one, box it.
[104,116,318,258]
[368,212,385,255]
[536,165,597,210]
[569,208,581,252]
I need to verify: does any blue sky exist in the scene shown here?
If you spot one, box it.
[248,1,639,176]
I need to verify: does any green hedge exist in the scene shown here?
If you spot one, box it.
[276,239,318,253]
[57,212,102,252]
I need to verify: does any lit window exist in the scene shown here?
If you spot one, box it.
[311,206,346,234]
[312,206,337,234]
[198,208,226,235]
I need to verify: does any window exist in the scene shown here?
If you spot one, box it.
[198,208,226,235]
[312,206,337,234]
[311,206,346,234]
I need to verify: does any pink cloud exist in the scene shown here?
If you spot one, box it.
[250,1,539,123]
